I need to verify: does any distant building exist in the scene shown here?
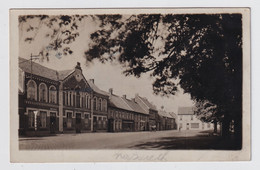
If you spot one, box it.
[177,107,214,131]
[158,109,176,131]
[134,94,159,131]
[107,89,149,132]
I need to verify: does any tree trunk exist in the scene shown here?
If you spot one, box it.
[213,119,218,133]
[221,117,230,138]
[234,115,242,149]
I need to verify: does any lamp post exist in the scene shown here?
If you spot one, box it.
[33,110,38,136]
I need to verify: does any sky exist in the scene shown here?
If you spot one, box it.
[19,15,194,113]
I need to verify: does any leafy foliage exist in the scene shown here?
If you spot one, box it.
[85,14,242,127]
[19,14,87,59]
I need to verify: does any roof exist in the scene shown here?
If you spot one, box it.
[57,69,74,80]
[178,107,195,115]
[169,112,177,119]
[158,110,174,118]
[109,94,134,111]
[121,97,147,115]
[19,57,73,81]
[87,80,110,97]
[138,96,157,111]
[19,57,60,81]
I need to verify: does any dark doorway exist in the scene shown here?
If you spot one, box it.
[93,116,97,132]
[76,113,82,133]
[50,112,56,133]
[108,119,114,132]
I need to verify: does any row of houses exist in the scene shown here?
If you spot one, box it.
[18,57,177,136]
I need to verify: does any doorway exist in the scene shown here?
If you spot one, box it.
[50,112,56,133]
[75,113,82,133]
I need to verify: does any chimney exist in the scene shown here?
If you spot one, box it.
[75,62,82,71]
[109,88,113,95]
[89,79,94,84]
[123,95,127,99]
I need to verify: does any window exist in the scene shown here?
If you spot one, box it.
[67,112,73,128]
[98,98,102,111]
[102,99,107,111]
[39,111,47,128]
[179,116,182,121]
[93,97,97,110]
[76,91,80,108]
[49,86,57,103]
[28,110,35,128]
[191,115,193,120]
[27,80,37,100]
[39,83,47,102]
[85,114,89,119]
[191,123,199,128]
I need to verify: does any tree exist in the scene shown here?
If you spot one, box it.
[19,14,88,60]
[85,14,242,147]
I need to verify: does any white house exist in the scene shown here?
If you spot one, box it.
[177,107,214,131]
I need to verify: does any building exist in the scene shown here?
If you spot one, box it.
[107,89,149,132]
[158,109,176,130]
[134,94,159,131]
[177,107,214,131]
[18,57,109,136]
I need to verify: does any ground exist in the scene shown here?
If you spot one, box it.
[19,130,239,150]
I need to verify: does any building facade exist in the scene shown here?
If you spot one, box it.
[134,94,159,131]
[107,89,149,132]
[157,109,176,131]
[177,107,214,131]
[19,57,109,136]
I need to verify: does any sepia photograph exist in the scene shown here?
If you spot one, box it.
[10,8,250,162]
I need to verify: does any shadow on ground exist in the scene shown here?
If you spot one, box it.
[129,132,240,150]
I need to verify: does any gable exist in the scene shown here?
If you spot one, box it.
[62,70,91,92]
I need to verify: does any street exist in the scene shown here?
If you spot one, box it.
[19,130,237,150]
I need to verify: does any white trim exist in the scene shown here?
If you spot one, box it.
[65,110,73,118]
[49,110,58,117]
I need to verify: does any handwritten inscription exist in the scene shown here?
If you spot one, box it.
[114,152,168,161]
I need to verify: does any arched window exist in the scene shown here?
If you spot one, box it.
[93,97,97,110]
[98,98,102,111]
[102,99,107,112]
[27,80,37,100]
[49,85,57,103]
[39,83,47,102]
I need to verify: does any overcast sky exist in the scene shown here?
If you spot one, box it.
[19,16,194,113]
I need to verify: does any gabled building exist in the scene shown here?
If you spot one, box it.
[158,109,176,130]
[177,107,214,131]
[107,89,149,132]
[134,94,159,130]
[18,57,109,136]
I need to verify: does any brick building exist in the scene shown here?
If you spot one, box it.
[107,89,149,132]
[134,94,159,131]
[158,109,176,130]
[18,57,109,136]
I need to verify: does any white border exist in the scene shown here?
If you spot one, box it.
[1,0,259,169]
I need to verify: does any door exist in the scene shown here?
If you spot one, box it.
[93,116,97,132]
[108,119,114,132]
[50,112,56,133]
[76,113,82,133]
